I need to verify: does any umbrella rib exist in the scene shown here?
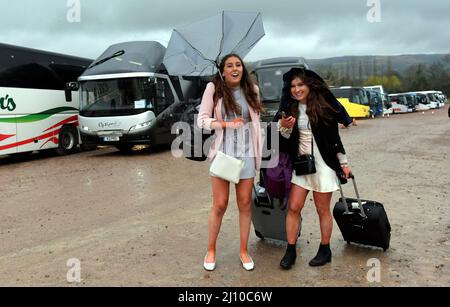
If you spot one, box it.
[183,54,213,76]
[217,10,225,65]
[174,29,217,70]
[231,12,264,55]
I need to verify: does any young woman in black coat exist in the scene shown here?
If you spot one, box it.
[275,68,353,269]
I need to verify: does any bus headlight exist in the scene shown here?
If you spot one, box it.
[129,120,153,131]
[81,125,90,131]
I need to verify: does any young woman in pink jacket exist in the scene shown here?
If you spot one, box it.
[197,54,263,271]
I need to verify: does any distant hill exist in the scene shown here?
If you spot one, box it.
[307,54,450,79]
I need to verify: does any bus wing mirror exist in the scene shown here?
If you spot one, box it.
[67,82,80,90]
[65,82,80,102]
[65,88,72,102]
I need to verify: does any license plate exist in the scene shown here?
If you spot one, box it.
[103,136,120,142]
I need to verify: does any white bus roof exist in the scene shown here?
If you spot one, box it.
[364,85,385,94]
[253,57,309,69]
[410,90,439,94]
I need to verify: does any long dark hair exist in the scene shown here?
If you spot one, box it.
[212,54,262,115]
[282,70,337,126]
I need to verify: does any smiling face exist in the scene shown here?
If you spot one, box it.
[222,56,243,87]
[290,76,310,103]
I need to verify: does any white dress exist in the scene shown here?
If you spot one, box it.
[290,103,340,193]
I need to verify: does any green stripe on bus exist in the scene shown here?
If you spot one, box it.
[0,107,78,123]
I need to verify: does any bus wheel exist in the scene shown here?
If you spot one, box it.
[115,144,135,153]
[56,126,79,155]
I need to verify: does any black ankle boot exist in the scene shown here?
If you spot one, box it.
[309,244,332,267]
[280,244,297,270]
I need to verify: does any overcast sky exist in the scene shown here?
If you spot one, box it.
[1,0,449,61]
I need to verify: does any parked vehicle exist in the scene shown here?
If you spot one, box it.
[422,90,444,108]
[78,41,206,152]
[0,43,92,157]
[388,94,413,113]
[410,93,432,111]
[329,86,371,118]
[408,91,438,109]
[436,91,446,107]
[366,89,384,117]
[364,85,392,116]
[250,57,308,122]
[383,93,393,115]
[403,93,418,112]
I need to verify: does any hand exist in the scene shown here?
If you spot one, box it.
[280,114,296,129]
[225,118,244,129]
[341,165,352,179]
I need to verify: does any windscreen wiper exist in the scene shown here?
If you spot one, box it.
[87,50,125,70]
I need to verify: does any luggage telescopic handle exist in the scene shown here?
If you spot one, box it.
[253,184,259,206]
[253,183,274,209]
[338,174,367,218]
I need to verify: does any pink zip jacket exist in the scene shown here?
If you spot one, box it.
[197,82,263,172]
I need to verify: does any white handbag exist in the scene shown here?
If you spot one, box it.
[209,112,244,184]
[210,151,244,184]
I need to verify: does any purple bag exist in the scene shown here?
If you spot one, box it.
[265,152,293,199]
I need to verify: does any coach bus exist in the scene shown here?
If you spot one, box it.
[77,41,206,152]
[0,43,92,157]
[250,57,309,122]
[388,93,414,113]
[329,86,371,118]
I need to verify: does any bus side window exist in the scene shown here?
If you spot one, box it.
[155,78,174,114]
[361,90,369,105]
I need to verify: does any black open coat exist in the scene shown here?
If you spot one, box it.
[272,89,352,184]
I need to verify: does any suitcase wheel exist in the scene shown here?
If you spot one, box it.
[255,230,264,239]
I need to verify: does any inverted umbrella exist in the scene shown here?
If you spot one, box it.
[163,11,265,76]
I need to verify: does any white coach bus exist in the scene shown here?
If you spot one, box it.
[78,41,205,152]
[0,43,92,157]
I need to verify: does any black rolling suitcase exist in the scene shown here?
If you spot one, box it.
[251,173,301,243]
[333,175,391,251]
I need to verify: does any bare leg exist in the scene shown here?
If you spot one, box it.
[235,178,254,263]
[312,191,333,244]
[206,176,230,263]
[286,184,309,244]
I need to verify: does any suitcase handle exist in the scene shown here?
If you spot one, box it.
[253,184,274,209]
[338,174,367,218]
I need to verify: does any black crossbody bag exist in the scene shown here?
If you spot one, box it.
[293,122,316,176]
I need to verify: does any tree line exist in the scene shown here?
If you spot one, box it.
[314,55,450,96]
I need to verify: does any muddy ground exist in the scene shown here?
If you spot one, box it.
[0,107,449,287]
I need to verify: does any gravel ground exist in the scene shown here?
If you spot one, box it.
[0,106,449,286]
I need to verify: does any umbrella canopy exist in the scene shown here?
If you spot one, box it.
[163,11,265,76]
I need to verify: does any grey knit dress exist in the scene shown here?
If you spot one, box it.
[217,87,256,180]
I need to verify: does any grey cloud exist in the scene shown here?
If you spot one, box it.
[1,0,449,60]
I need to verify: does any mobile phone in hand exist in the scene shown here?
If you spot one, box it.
[281,111,287,118]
